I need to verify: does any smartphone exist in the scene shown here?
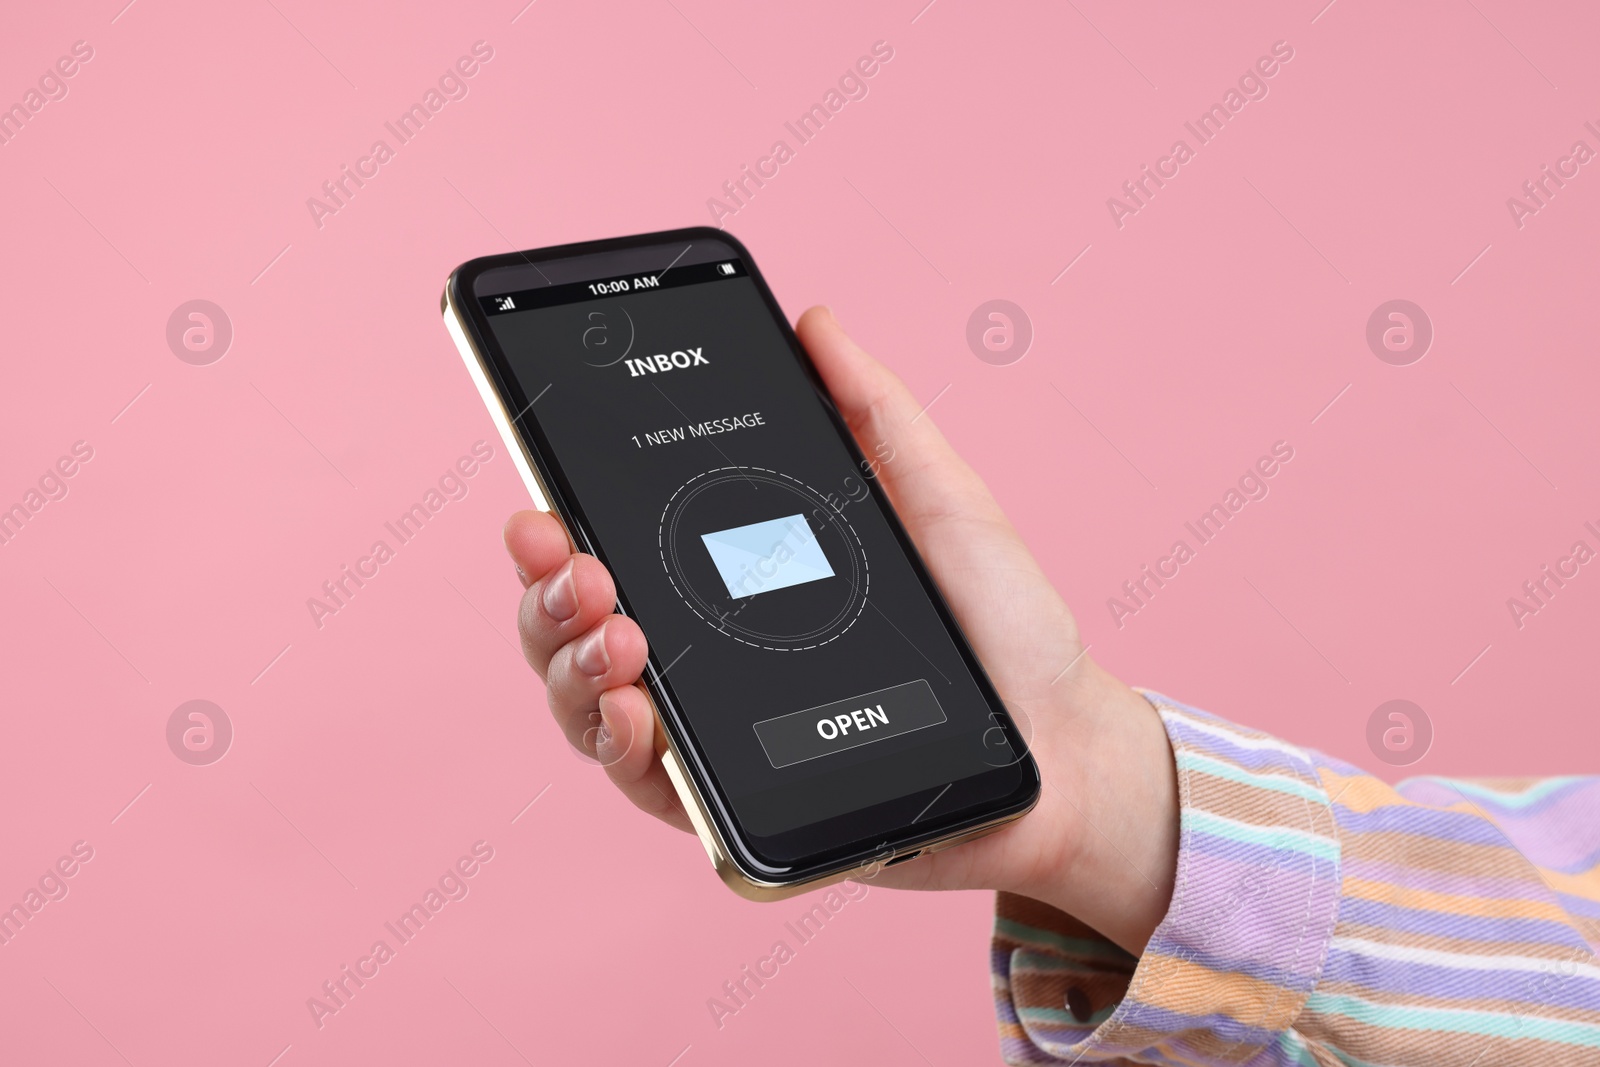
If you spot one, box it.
[443,228,1039,900]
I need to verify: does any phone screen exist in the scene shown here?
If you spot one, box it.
[465,234,1031,868]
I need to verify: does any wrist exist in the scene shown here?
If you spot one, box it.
[1013,660,1180,954]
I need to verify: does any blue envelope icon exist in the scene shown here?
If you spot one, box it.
[700,513,835,599]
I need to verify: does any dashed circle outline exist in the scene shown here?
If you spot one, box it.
[658,466,869,652]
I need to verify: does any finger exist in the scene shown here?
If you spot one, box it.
[794,306,1005,532]
[515,553,617,677]
[596,686,694,833]
[503,509,572,590]
[546,615,649,748]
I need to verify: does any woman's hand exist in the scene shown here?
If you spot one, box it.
[503,307,1179,953]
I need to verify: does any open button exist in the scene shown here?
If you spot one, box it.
[752,679,946,769]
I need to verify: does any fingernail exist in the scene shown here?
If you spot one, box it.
[594,702,616,758]
[515,563,530,588]
[574,623,610,676]
[542,561,578,621]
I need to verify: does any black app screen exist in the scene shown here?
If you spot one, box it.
[476,247,1021,845]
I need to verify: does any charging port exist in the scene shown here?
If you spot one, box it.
[884,850,923,867]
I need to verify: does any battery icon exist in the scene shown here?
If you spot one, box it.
[717,263,736,276]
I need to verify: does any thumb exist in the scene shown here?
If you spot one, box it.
[794,306,1002,532]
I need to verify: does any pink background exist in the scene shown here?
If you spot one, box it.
[3,0,1598,1063]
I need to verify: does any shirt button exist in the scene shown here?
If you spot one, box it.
[1065,986,1093,1023]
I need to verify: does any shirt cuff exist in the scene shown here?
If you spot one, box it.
[993,691,1343,1065]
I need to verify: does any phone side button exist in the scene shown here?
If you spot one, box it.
[660,747,721,870]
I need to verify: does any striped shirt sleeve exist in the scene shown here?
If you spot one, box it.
[992,691,1600,1066]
